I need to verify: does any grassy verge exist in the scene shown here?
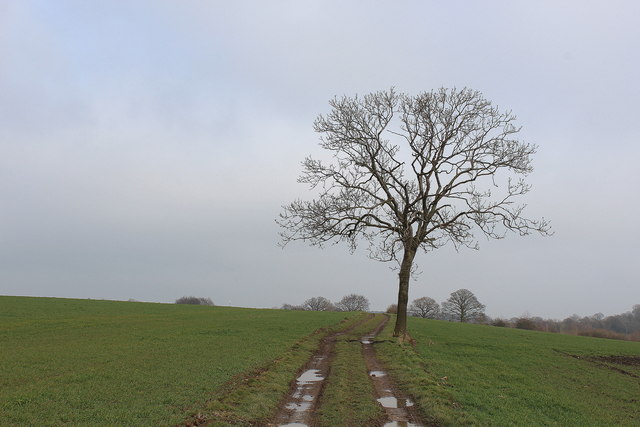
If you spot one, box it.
[376,316,473,426]
[377,316,640,426]
[316,314,386,427]
[202,312,370,426]
[0,296,354,426]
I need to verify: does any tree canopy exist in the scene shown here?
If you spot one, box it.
[303,296,335,311]
[442,289,485,322]
[409,297,440,318]
[335,294,370,312]
[279,88,550,337]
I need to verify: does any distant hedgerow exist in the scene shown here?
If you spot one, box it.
[175,296,214,306]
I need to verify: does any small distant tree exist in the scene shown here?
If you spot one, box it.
[303,296,335,311]
[175,296,215,306]
[409,297,440,318]
[335,294,370,312]
[442,289,485,322]
[386,304,398,314]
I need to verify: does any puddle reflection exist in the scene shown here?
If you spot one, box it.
[377,396,414,408]
[285,402,311,411]
[361,336,374,344]
[296,369,324,383]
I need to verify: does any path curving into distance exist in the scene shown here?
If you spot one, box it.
[272,314,423,427]
[271,314,374,426]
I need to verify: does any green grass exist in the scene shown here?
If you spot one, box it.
[0,296,352,426]
[6,296,638,426]
[202,312,369,426]
[316,314,385,426]
[377,316,640,426]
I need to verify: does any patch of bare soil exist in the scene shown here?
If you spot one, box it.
[362,316,423,427]
[268,314,375,427]
[590,355,640,367]
[561,351,640,378]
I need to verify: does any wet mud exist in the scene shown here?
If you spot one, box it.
[271,314,374,427]
[361,316,422,426]
[590,355,640,366]
[272,314,423,426]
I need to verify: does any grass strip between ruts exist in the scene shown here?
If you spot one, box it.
[316,314,386,427]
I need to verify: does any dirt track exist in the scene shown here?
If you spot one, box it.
[269,314,373,426]
[270,314,422,427]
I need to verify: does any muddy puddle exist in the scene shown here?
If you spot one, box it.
[361,336,374,344]
[296,368,324,383]
[377,396,414,408]
[275,358,327,426]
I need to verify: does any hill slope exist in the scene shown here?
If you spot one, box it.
[0,296,349,425]
[378,317,640,426]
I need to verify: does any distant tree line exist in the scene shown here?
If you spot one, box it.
[284,290,640,342]
[407,288,487,323]
[405,291,639,342]
[282,290,486,319]
[282,294,370,312]
[489,304,640,341]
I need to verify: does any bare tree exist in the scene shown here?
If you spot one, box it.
[442,289,485,322]
[303,296,335,311]
[278,88,550,337]
[409,297,440,318]
[335,294,370,311]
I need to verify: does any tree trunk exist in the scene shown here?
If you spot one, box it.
[393,246,417,338]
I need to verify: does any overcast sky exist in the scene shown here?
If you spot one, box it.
[1,1,638,319]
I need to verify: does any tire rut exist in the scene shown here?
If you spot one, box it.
[361,315,422,427]
[270,314,423,427]
[269,313,374,427]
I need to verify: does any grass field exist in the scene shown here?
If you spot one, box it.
[4,296,639,426]
[0,296,352,426]
[377,316,640,426]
